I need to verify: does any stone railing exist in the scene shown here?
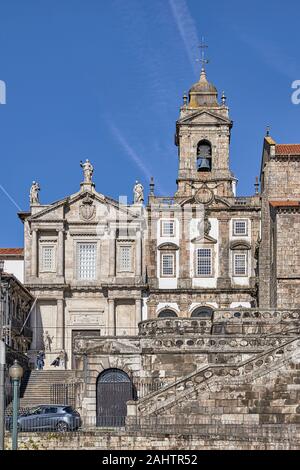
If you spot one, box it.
[139,318,212,337]
[141,335,292,353]
[139,310,300,338]
[213,309,300,322]
[137,337,300,416]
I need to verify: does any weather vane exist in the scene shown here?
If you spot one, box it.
[196,37,209,71]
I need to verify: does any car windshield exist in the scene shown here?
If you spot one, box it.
[63,406,74,413]
[30,407,42,415]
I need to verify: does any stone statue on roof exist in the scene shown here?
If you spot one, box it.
[80,159,94,183]
[133,180,144,204]
[30,181,40,205]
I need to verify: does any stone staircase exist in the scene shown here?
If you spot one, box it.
[16,370,77,408]
[137,336,300,418]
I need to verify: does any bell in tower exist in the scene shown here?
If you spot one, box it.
[197,140,212,172]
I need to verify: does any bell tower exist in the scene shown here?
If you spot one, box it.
[175,61,236,199]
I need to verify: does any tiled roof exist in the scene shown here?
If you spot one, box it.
[0,248,24,255]
[270,200,300,207]
[276,144,300,155]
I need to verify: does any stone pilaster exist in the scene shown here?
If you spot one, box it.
[109,230,116,277]
[56,298,64,351]
[31,229,38,277]
[57,229,64,278]
[135,298,142,331]
[108,298,115,336]
[135,230,142,277]
[217,217,231,288]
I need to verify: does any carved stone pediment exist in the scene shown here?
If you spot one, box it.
[74,338,140,355]
[191,234,217,244]
[178,110,232,127]
[230,240,251,250]
[157,243,179,251]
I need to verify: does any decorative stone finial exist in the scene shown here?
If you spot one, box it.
[221,91,227,106]
[30,181,40,205]
[266,126,270,137]
[254,176,259,195]
[149,177,155,196]
[183,92,188,106]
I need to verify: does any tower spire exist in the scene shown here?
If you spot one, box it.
[196,37,209,76]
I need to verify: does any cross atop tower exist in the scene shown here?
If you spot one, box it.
[196,37,209,71]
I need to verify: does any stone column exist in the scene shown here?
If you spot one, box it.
[57,229,64,277]
[135,230,142,277]
[109,229,116,277]
[31,229,38,277]
[217,217,231,289]
[108,298,115,336]
[135,299,142,333]
[56,299,64,351]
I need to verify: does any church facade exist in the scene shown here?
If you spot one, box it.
[18,67,300,428]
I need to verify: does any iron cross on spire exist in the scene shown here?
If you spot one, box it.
[196,37,209,71]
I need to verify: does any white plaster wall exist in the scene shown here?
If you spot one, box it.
[189,302,218,313]
[156,302,179,315]
[4,260,24,283]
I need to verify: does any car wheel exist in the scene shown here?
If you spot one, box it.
[56,421,69,433]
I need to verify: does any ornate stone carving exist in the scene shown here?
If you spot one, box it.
[79,194,96,220]
[30,181,40,205]
[195,186,213,205]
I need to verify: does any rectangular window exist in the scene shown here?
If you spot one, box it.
[234,253,247,276]
[77,243,96,280]
[233,220,248,236]
[119,245,132,272]
[197,248,212,276]
[41,245,54,272]
[161,253,175,277]
[161,220,175,237]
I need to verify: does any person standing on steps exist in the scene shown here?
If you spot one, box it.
[58,350,66,368]
[36,350,45,370]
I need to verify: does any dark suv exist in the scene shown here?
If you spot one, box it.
[6,405,81,432]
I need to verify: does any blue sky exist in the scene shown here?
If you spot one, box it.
[0,0,300,247]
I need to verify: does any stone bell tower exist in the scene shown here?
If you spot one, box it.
[175,65,236,200]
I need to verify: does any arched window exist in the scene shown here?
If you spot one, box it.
[158,309,178,318]
[197,140,212,172]
[191,306,214,319]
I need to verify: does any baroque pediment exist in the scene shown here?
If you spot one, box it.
[178,110,232,126]
[28,189,140,223]
[191,234,217,244]
[74,338,140,355]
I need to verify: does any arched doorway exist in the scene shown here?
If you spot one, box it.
[158,309,178,318]
[191,306,214,319]
[96,368,136,427]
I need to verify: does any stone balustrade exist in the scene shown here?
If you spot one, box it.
[139,309,300,338]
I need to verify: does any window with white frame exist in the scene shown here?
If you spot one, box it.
[119,245,132,272]
[233,252,247,276]
[196,248,212,276]
[161,253,175,277]
[161,220,175,237]
[41,245,55,272]
[233,219,248,236]
[77,243,97,280]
